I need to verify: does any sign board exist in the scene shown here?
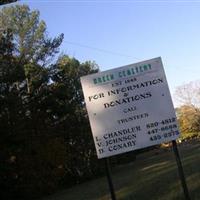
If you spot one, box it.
[81,57,180,159]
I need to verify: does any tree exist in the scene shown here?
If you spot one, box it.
[50,55,99,181]
[0,29,26,199]
[174,81,200,107]
[0,5,64,199]
[0,4,63,65]
[0,29,24,137]
[175,81,200,140]
[0,4,64,103]
[0,0,17,5]
[177,105,200,132]
[0,4,104,200]
[177,105,200,139]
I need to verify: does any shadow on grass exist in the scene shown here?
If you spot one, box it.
[40,142,200,200]
[111,143,200,200]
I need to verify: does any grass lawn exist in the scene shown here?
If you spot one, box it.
[42,140,200,200]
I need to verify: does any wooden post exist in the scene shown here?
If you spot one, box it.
[105,158,117,200]
[172,140,191,200]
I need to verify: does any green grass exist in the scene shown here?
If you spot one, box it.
[42,140,200,200]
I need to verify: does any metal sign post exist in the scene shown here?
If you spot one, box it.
[172,140,191,200]
[105,158,117,200]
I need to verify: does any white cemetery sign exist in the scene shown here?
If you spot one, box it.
[80,57,180,159]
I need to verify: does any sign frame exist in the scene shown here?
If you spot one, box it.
[81,57,180,159]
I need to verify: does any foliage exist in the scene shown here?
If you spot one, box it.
[0,0,17,5]
[176,105,200,140]
[175,81,200,140]
[0,5,100,200]
[0,4,64,65]
[174,81,200,107]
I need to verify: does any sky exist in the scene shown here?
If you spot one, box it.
[6,0,200,106]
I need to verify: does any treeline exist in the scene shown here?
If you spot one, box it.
[0,5,103,199]
[0,5,139,200]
